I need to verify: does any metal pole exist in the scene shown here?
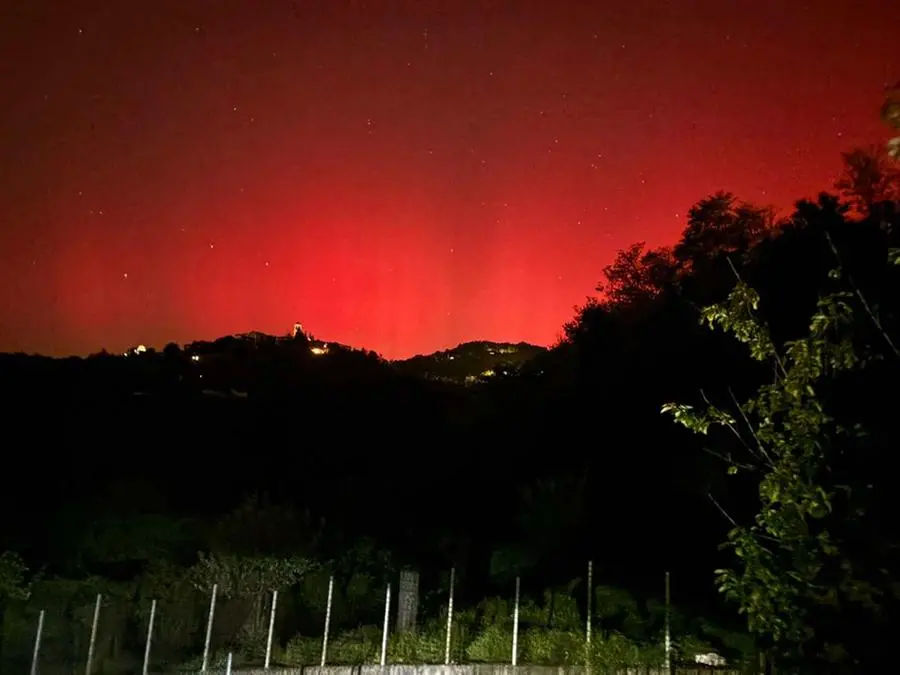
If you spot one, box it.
[85,593,102,675]
[225,651,233,675]
[380,584,391,667]
[201,584,218,672]
[30,609,45,675]
[511,576,520,666]
[321,576,334,667]
[142,599,157,675]
[444,567,455,665]
[586,560,593,670]
[664,570,672,675]
[586,560,593,645]
[265,590,278,669]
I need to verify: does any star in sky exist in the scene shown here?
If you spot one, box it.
[0,0,896,358]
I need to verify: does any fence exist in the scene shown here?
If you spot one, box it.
[8,563,747,674]
[169,667,742,675]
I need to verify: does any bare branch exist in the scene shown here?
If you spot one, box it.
[700,445,757,471]
[825,231,900,358]
[700,388,770,468]
[708,492,740,528]
[725,255,741,282]
[728,386,775,467]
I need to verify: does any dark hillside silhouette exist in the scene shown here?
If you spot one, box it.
[395,341,547,384]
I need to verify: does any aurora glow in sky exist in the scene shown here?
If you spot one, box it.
[1,0,898,358]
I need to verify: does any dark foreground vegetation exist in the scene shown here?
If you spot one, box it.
[1,94,899,674]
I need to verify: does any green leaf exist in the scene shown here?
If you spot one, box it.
[888,248,900,265]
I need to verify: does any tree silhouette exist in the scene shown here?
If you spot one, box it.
[163,342,181,359]
[674,191,774,269]
[834,146,899,216]
[597,242,675,308]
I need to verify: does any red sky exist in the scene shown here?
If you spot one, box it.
[1,0,897,359]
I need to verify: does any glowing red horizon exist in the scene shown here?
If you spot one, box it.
[1,1,897,360]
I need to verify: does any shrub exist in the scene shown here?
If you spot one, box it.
[285,625,382,666]
[388,629,444,663]
[589,632,664,671]
[283,634,321,666]
[465,623,512,662]
[522,627,584,665]
[178,649,232,671]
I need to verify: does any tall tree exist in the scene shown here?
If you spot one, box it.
[597,242,675,308]
[834,146,899,216]
[187,551,315,656]
[673,192,774,269]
